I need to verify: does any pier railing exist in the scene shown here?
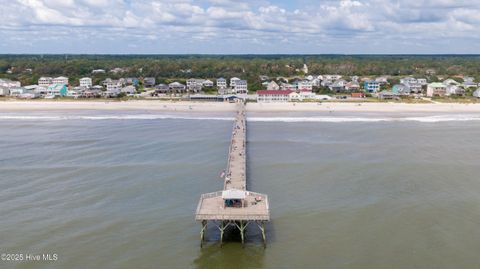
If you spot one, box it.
[195,190,270,221]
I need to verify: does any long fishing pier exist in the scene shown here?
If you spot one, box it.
[195,102,270,247]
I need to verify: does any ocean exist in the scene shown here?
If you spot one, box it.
[1,110,480,269]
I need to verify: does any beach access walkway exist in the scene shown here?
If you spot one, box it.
[195,102,270,247]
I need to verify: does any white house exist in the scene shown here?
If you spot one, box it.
[0,78,21,88]
[417,78,428,85]
[234,80,248,94]
[297,80,313,91]
[266,81,280,91]
[446,85,465,96]
[299,90,316,100]
[257,90,292,103]
[203,80,214,87]
[0,86,10,96]
[105,80,123,92]
[79,77,92,88]
[121,85,137,95]
[168,82,186,92]
[217,78,227,88]
[400,77,417,85]
[230,77,241,87]
[38,77,53,87]
[280,83,296,91]
[329,79,347,92]
[323,75,342,80]
[53,76,69,85]
[187,78,205,89]
[473,88,480,98]
[311,78,322,87]
[345,81,360,92]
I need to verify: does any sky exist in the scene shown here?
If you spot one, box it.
[1,0,479,54]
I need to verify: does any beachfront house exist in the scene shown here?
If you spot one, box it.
[392,84,411,95]
[427,82,447,97]
[345,81,360,92]
[230,77,241,87]
[187,78,205,91]
[0,86,10,96]
[53,76,69,86]
[364,80,380,93]
[38,77,53,87]
[121,85,136,95]
[104,79,123,93]
[0,78,21,88]
[473,88,480,98]
[217,78,227,89]
[25,85,47,96]
[329,79,347,92]
[168,82,186,92]
[378,91,398,100]
[47,84,68,97]
[234,80,248,94]
[462,77,477,89]
[446,85,465,96]
[257,90,292,103]
[203,80,214,87]
[104,88,121,98]
[155,84,169,94]
[399,77,423,93]
[9,87,26,96]
[79,77,92,88]
[144,77,156,88]
[299,90,316,100]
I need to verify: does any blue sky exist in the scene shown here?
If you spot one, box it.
[1,0,479,54]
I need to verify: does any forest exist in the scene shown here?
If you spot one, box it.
[2,54,480,90]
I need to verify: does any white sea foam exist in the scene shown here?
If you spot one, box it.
[1,114,480,123]
[249,115,480,123]
[0,115,234,121]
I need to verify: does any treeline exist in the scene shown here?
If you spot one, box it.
[2,54,480,87]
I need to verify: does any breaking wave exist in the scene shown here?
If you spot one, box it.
[1,114,480,123]
[0,115,234,121]
[248,115,480,123]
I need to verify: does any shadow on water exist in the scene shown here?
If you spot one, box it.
[192,222,273,269]
[193,238,266,269]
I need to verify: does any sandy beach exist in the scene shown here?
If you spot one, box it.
[2,100,480,113]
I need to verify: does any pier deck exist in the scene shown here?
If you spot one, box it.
[195,102,270,246]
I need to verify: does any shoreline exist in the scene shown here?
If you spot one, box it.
[2,100,480,113]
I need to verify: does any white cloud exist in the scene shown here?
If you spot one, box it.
[1,0,480,53]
